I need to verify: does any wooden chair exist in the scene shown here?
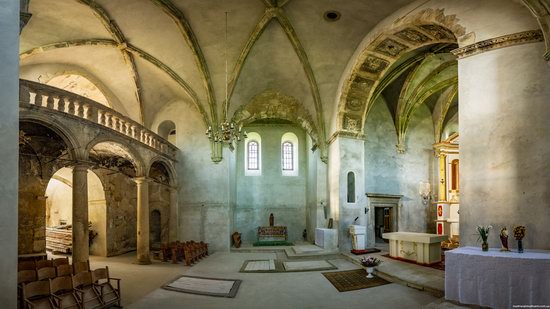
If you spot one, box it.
[73,260,90,274]
[52,257,70,267]
[37,267,57,281]
[57,264,73,277]
[92,266,121,307]
[18,261,36,271]
[50,276,82,309]
[21,280,58,309]
[72,271,103,309]
[18,270,37,285]
[36,259,54,270]
[18,270,37,309]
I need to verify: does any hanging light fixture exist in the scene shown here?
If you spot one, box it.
[206,11,247,145]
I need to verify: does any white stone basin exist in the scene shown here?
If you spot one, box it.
[349,225,366,235]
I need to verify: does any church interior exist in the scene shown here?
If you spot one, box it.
[1,0,550,308]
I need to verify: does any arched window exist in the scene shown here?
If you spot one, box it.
[247,141,259,170]
[244,132,261,176]
[347,172,356,203]
[281,132,299,176]
[282,142,293,170]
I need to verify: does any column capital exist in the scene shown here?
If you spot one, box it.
[133,176,152,184]
[72,161,90,172]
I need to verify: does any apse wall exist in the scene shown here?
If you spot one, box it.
[364,99,436,244]
[234,124,307,242]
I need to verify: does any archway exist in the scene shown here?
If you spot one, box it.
[157,120,176,145]
[148,160,174,249]
[88,140,141,256]
[44,167,107,256]
[18,121,75,255]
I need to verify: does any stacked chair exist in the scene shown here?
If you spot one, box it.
[17,257,121,309]
[161,240,208,266]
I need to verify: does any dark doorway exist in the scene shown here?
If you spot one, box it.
[150,210,161,250]
[374,207,392,243]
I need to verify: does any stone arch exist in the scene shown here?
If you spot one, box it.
[146,156,176,186]
[19,113,81,161]
[336,8,465,134]
[85,135,145,177]
[231,90,321,148]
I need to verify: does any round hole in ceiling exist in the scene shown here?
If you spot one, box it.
[323,11,341,22]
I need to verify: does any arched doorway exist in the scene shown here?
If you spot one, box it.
[148,160,173,249]
[44,167,107,256]
[150,210,162,249]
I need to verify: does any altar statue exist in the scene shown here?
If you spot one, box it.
[500,227,510,251]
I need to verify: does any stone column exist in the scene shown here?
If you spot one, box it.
[72,163,89,263]
[169,187,178,242]
[134,177,151,264]
[0,0,20,306]
[458,41,550,249]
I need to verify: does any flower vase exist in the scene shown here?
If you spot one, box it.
[482,240,488,252]
[518,240,523,253]
[366,267,374,279]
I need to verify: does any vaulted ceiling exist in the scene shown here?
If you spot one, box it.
[20,0,417,138]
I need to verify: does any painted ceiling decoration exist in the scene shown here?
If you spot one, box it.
[337,8,466,138]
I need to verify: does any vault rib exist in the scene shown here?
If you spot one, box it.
[151,0,218,126]
[20,39,210,127]
[76,0,146,125]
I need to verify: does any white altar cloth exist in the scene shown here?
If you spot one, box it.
[445,247,550,309]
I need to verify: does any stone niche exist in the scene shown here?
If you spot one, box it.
[366,193,402,247]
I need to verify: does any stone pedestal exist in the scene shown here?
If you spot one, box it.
[315,228,337,250]
[134,177,151,265]
[72,163,89,263]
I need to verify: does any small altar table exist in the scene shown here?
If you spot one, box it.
[257,226,287,242]
[445,247,550,308]
[382,232,448,264]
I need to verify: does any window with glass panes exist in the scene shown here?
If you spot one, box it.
[247,141,259,170]
[282,141,293,170]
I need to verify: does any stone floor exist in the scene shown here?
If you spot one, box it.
[127,251,439,309]
[51,244,475,308]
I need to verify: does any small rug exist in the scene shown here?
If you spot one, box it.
[322,269,390,292]
[292,245,324,254]
[350,248,381,255]
[240,259,337,273]
[239,259,281,272]
[283,260,337,272]
[162,275,242,298]
[381,253,445,271]
[253,241,294,246]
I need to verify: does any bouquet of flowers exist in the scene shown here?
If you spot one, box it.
[360,256,381,267]
[476,225,492,242]
[513,226,526,240]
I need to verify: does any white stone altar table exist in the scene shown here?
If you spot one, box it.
[445,247,550,309]
[382,232,448,264]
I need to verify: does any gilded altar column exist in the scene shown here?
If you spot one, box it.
[72,163,89,263]
[134,177,152,264]
[438,152,447,201]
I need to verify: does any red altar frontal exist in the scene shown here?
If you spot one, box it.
[257,226,287,242]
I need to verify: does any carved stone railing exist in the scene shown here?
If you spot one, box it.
[19,79,177,160]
